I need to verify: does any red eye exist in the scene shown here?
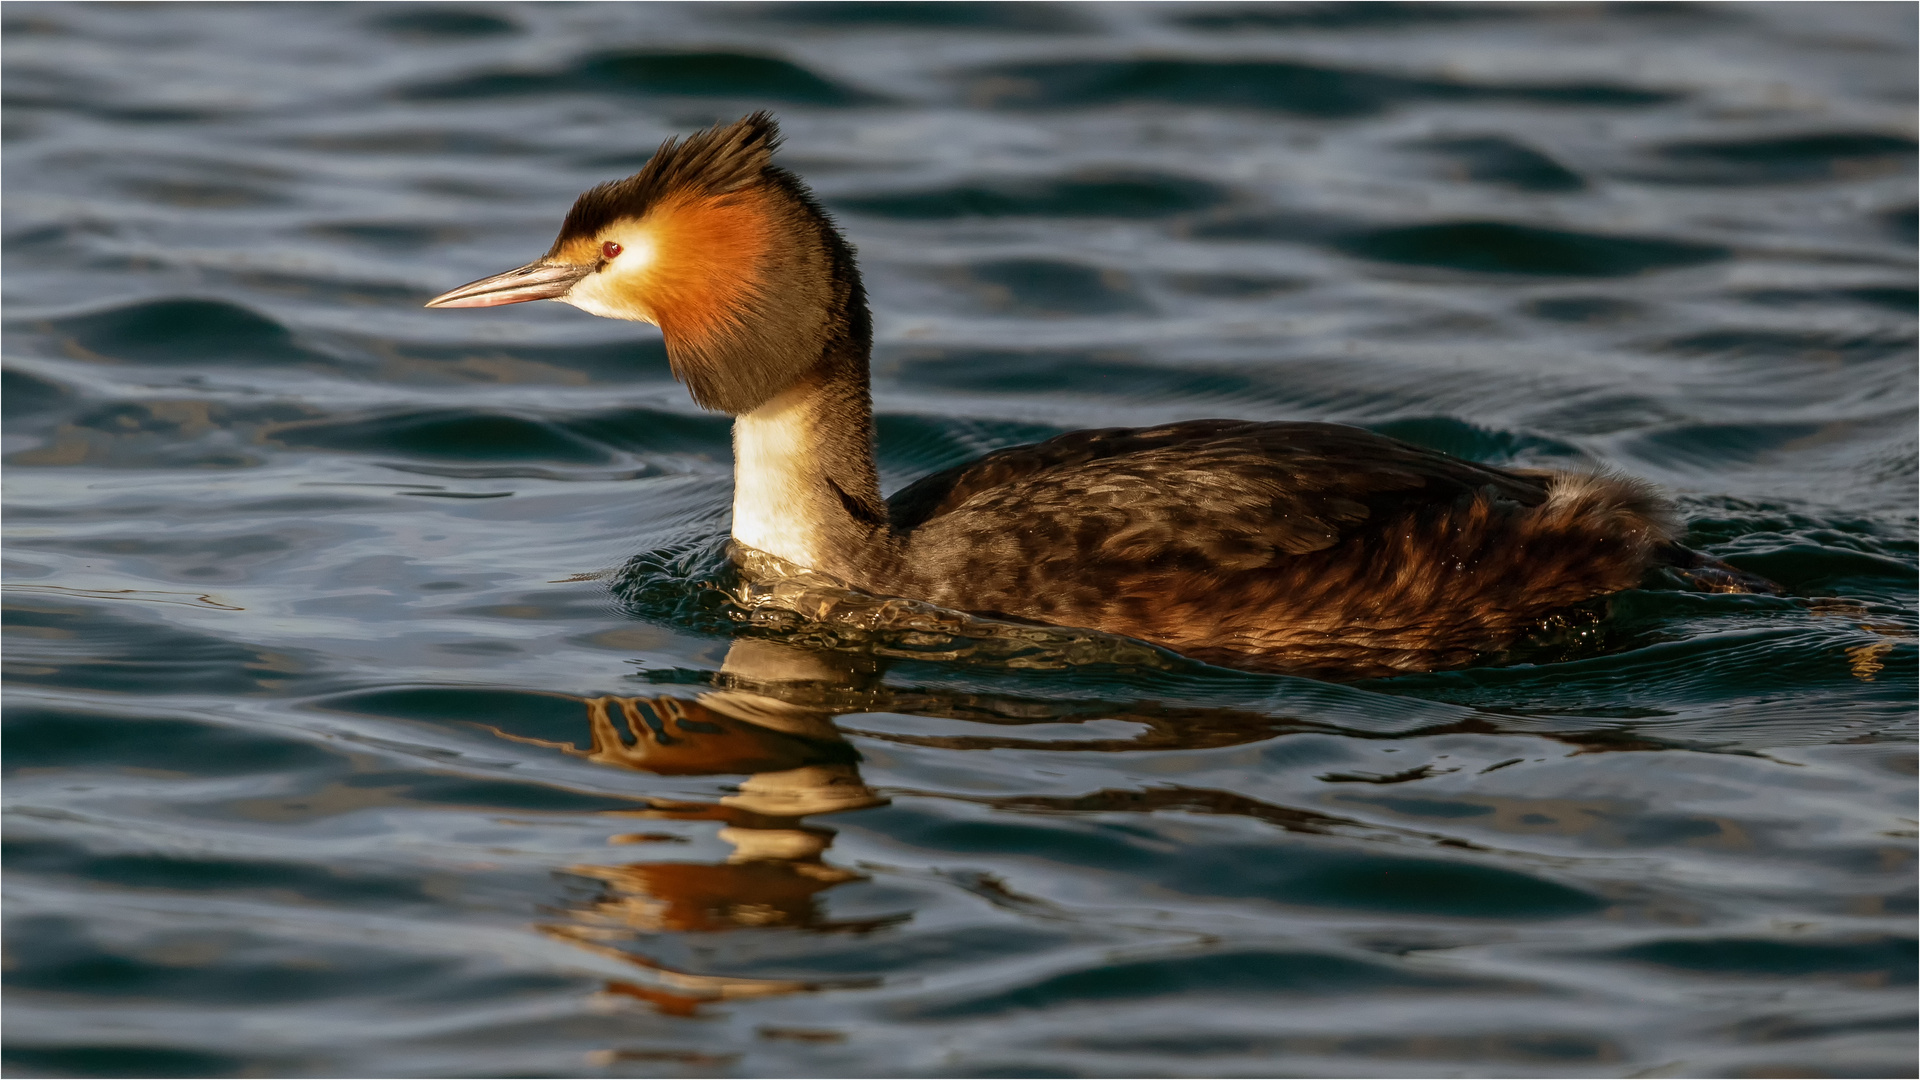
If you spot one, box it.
[601,241,622,259]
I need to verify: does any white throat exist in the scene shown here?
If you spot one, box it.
[731,386,829,570]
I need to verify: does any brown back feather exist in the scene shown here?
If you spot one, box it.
[874,422,1693,678]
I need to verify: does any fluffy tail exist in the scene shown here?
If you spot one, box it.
[1525,469,1782,596]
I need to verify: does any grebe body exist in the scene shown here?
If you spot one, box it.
[428,113,1767,679]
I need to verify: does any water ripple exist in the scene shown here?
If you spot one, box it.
[3,4,1913,1077]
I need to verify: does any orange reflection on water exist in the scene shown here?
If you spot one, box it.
[500,640,892,1016]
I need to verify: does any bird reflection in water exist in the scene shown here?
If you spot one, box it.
[499,639,896,1017]
[492,632,1730,1018]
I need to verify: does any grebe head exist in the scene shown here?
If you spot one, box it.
[425,112,862,414]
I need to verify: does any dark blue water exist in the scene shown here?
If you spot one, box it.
[4,3,1915,1077]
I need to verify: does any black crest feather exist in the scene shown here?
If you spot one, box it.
[548,111,782,253]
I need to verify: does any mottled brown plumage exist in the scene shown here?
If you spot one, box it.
[869,421,1684,678]
[428,113,1776,681]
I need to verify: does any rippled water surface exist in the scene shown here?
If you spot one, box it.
[5,3,1917,1077]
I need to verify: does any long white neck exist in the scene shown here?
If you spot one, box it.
[728,362,889,583]
[731,382,831,569]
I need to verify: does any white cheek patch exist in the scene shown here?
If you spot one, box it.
[562,278,642,322]
[560,228,659,323]
[610,233,657,273]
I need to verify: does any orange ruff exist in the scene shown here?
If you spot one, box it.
[562,189,775,353]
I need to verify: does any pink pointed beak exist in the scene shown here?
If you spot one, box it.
[424,260,592,308]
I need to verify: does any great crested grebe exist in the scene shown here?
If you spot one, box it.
[427,112,1771,679]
